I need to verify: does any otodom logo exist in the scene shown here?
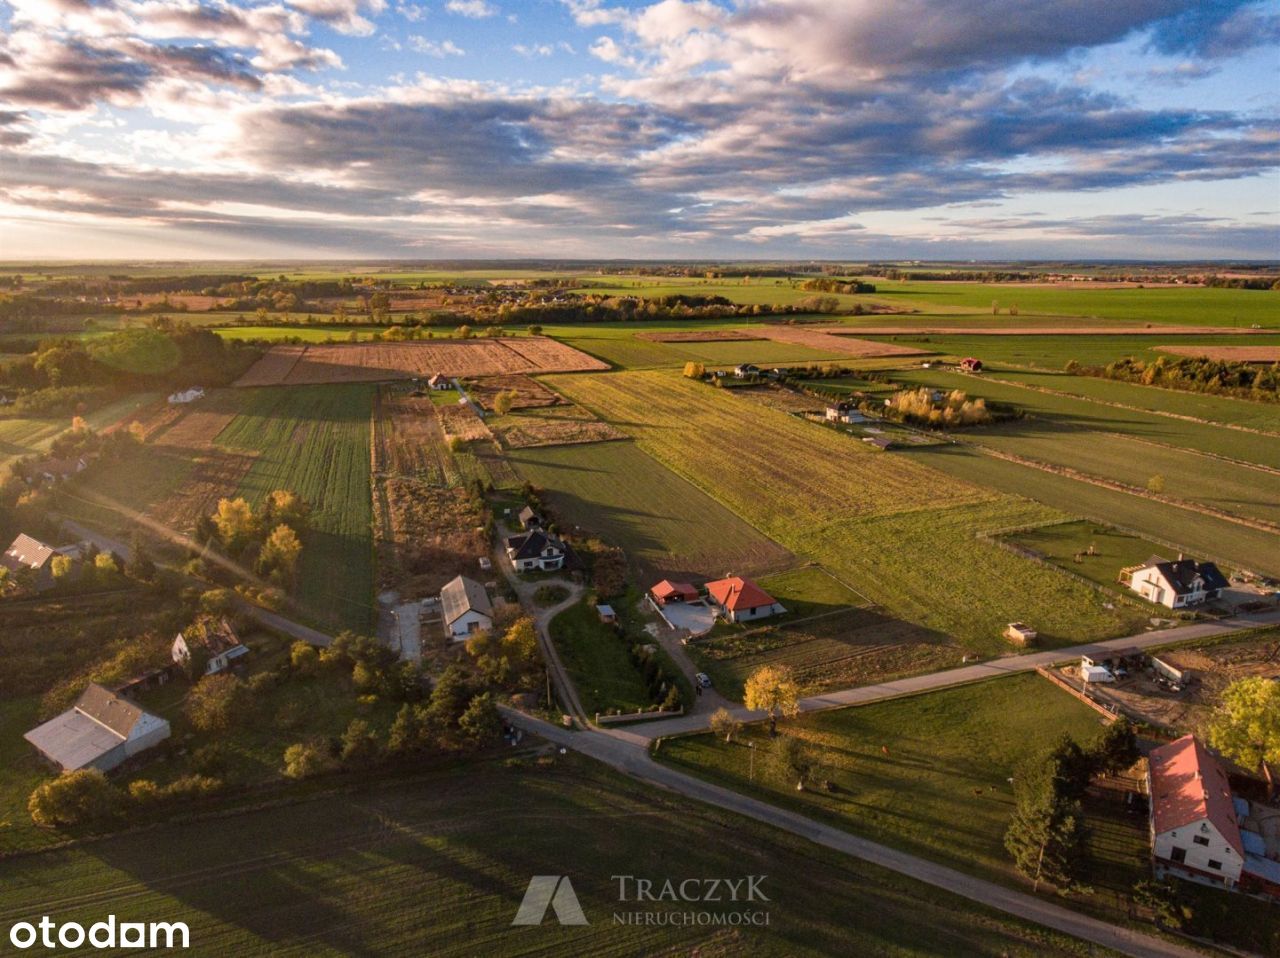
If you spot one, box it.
[511,876,589,926]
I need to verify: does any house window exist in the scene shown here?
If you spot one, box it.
[1208,860,1222,871]
[1170,847,1187,863]
[1193,836,1210,847]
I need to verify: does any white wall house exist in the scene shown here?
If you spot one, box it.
[1128,556,1228,609]
[1148,735,1246,889]
[441,575,493,641]
[172,617,248,675]
[24,684,171,773]
[504,530,566,572]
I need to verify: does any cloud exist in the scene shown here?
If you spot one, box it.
[287,0,387,35]
[408,36,465,57]
[445,0,496,18]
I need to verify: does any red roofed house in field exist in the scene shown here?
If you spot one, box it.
[705,576,785,623]
[650,580,699,606]
[1147,735,1245,890]
[959,357,983,373]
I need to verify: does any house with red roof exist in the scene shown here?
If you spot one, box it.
[650,580,699,606]
[705,576,785,623]
[1147,735,1246,890]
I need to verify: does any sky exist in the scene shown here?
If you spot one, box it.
[0,0,1277,261]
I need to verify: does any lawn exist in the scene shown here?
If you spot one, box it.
[0,753,1104,957]
[658,673,1108,886]
[549,597,656,716]
[506,438,792,583]
[1003,521,1182,594]
[216,384,375,632]
[552,370,1143,651]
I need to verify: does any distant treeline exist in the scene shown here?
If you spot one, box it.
[1070,356,1279,402]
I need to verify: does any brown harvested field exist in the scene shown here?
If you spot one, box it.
[233,344,306,386]
[827,325,1277,336]
[732,385,825,413]
[756,326,926,357]
[437,403,492,443]
[152,450,257,533]
[1156,345,1280,362]
[234,337,606,386]
[637,329,766,343]
[467,374,564,411]
[491,404,625,449]
[375,390,449,480]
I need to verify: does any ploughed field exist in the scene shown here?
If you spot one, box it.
[234,338,608,387]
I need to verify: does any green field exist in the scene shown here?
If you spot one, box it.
[862,283,1279,327]
[549,597,658,715]
[551,371,1144,651]
[0,753,1104,957]
[659,674,1106,882]
[0,392,159,472]
[507,438,792,582]
[888,367,1280,470]
[902,443,1280,578]
[861,333,1280,371]
[217,385,375,631]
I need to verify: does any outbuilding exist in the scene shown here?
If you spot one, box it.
[440,575,494,640]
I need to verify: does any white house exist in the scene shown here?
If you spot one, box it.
[825,404,867,424]
[441,575,493,640]
[733,363,760,379]
[1147,735,1245,890]
[168,386,205,404]
[172,617,248,675]
[428,374,453,391]
[1126,556,1229,608]
[24,684,170,773]
[504,530,566,572]
[705,576,785,623]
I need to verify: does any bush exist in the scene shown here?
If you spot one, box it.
[282,740,339,779]
[185,673,249,732]
[28,769,124,828]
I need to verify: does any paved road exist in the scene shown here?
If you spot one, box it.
[502,707,1207,958]
[629,609,1280,741]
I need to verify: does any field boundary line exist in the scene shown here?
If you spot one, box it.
[1095,431,1280,477]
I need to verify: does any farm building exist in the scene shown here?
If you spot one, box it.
[959,357,984,373]
[1123,556,1229,608]
[504,530,566,572]
[428,374,453,391]
[1144,734,1280,898]
[168,386,205,404]
[517,505,542,530]
[1003,622,1036,646]
[1,534,83,591]
[596,604,616,624]
[706,576,785,623]
[862,436,893,451]
[440,575,493,640]
[172,617,248,675]
[24,684,170,773]
[32,456,88,484]
[650,580,700,606]
[825,403,867,425]
[733,363,760,379]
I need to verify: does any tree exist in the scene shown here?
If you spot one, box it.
[388,703,430,753]
[743,664,800,735]
[493,390,516,416]
[682,361,706,379]
[282,740,339,779]
[125,531,156,581]
[770,734,816,791]
[527,324,543,336]
[458,692,502,745]
[1209,676,1280,773]
[258,523,303,582]
[1091,719,1139,776]
[1146,474,1166,494]
[340,718,382,767]
[51,554,74,583]
[710,707,741,743]
[290,640,319,675]
[426,665,474,732]
[185,674,248,732]
[214,497,255,549]
[1004,792,1087,893]
[28,770,123,828]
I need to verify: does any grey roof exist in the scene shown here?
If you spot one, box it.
[179,617,243,657]
[518,505,541,525]
[3,533,56,571]
[440,575,493,626]
[24,709,124,771]
[1142,556,1230,595]
[74,683,145,738]
[505,530,564,561]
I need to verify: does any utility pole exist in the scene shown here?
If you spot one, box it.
[748,742,756,783]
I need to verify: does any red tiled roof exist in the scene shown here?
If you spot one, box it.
[706,576,776,612]
[1149,734,1244,857]
[651,579,698,602]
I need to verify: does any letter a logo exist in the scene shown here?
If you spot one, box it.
[512,875,589,926]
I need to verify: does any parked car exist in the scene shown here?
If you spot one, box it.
[694,672,712,689]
